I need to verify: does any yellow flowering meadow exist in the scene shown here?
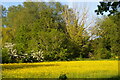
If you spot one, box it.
[1,60,118,78]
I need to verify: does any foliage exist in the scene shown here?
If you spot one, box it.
[2,48,10,63]
[36,29,67,61]
[1,1,119,63]
[59,74,67,80]
[92,13,120,59]
[62,5,91,58]
[1,27,15,44]
[95,1,120,16]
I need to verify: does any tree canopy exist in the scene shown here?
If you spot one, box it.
[95,1,120,16]
[1,1,119,63]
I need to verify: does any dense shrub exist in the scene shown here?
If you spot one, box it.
[2,48,10,63]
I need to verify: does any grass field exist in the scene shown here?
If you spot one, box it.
[1,60,119,78]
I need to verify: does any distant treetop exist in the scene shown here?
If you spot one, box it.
[95,1,120,16]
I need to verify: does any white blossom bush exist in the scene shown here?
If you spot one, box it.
[3,43,27,62]
[31,49,44,62]
[4,43,18,58]
[3,42,44,63]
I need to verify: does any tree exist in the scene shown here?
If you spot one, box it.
[36,29,67,61]
[2,1,99,62]
[92,1,120,59]
[95,1,120,16]
[9,2,69,61]
[92,13,120,59]
[1,27,15,45]
[62,5,91,58]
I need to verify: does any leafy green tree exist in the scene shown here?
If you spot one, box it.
[95,1,120,16]
[93,13,120,59]
[92,1,120,59]
[1,27,15,45]
[2,1,99,62]
[62,5,90,58]
[11,2,68,61]
[36,29,67,61]
[2,48,10,63]
[4,5,23,27]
